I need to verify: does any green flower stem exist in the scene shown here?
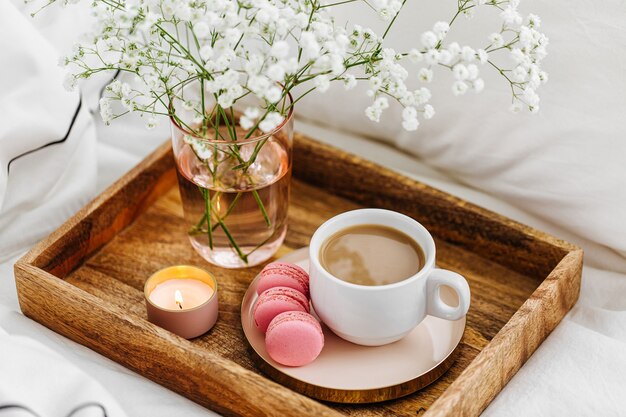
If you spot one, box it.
[216,191,242,228]
[244,233,275,257]
[252,188,271,227]
[211,105,272,229]
[193,187,247,263]
[318,0,358,8]
[190,212,207,232]
[382,0,407,39]
[219,105,238,142]
[218,221,248,263]
[200,187,213,249]
[189,191,242,236]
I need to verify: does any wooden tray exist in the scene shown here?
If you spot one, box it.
[14,134,583,417]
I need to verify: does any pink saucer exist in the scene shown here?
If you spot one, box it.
[241,247,466,403]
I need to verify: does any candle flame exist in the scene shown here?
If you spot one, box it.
[175,290,183,310]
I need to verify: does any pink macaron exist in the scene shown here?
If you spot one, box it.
[253,287,310,332]
[265,311,324,367]
[257,262,310,298]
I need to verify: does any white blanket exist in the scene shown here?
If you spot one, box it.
[1,1,624,416]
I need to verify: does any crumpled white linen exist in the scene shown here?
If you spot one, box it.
[0,2,126,416]
[0,321,127,417]
[0,1,97,262]
[482,266,626,417]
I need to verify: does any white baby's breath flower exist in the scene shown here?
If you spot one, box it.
[371,0,403,21]
[365,96,390,121]
[512,66,527,82]
[146,116,158,130]
[239,106,260,130]
[58,55,70,67]
[452,64,469,80]
[265,86,282,103]
[519,27,533,48]
[408,49,423,63]
[467,64,479,80]
[534,45,548,60]
[266,64,285,82]
[315,75,331,93]
[99,97,113,124]
[473,78,485,92]
[343,74,357,90]
[424,49,439,65]
[399,92,415,106]
[447,42,461,56]
[510,48,531,67]
[256,5,279,25]
[270,41,290,59]
[423,104,435,119]
[240,116,255,130]
[526,13,541,28]
[369,76,382,92]
[248,75,271,96]
[259,112,284,133]
[414,87,432,105]
[244,107,260,119]
[401,106,419,130]
[477,49,489,64]
[300,31,321,59]
[374,96,389,109]
[437,50,452,65]
[61,0,547,138]
[120,96,133,111]
[420,31,438,48]
[461,46,476,62]
[365,105,381,122]
[402,118,419,131]
[523,87,540,107]
[194,21,210,38]
[488,33,504,48]
[63,73,77,91]
[501,6,522,25]
[121,82,131,96]
[106,80,122,95]
[418,68,433,83]
[433,21,450,39]
[402,106,417,121]
[452,80,469,96]
[217,92,235,108]
[199,45,213,61]
[121,53,139,70]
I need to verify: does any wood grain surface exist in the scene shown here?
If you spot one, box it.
[14,134,582,417]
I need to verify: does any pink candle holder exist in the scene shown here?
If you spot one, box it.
[144,265,218,339]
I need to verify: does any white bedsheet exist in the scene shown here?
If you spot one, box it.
[1,117,625,416]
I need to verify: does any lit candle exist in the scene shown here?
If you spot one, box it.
[144,266,218,339]
[148,279,214,310]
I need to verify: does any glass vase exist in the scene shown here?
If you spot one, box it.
[170,84,293,269]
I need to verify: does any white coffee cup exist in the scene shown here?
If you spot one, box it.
[309,209,470,346]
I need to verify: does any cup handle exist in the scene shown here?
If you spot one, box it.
[426,269,471,321]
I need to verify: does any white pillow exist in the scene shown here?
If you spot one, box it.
[295,0,626,270]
